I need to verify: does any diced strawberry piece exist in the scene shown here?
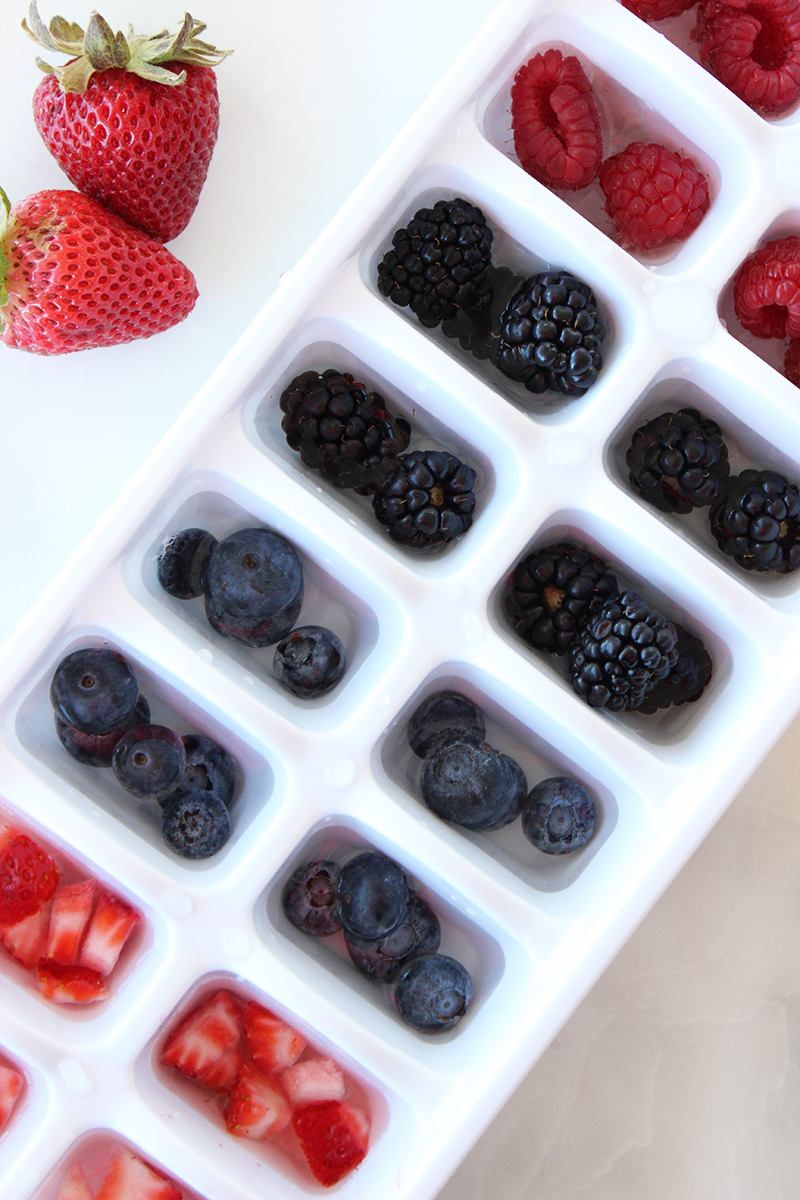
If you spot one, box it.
[244,1000,305,1072]
[36,960,108,1005]
[160,988,243,1091]
[0,899,52,969]
[46,879,96,966]
[281,1057,345,1106]
[0,832,59,924]
[79,891,140,976]
[0,1064,22,1130]
[223,1061,291,1141]
[94,1149,182,1200]
[293,1100,370,1186]
[54,1163,93,1200]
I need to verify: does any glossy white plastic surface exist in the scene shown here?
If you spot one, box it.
[3,1,800,1198]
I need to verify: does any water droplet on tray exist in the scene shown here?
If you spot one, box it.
[159,887,193,918]
[58,1059,93,1094]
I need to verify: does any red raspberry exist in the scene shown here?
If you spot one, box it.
[694,0,800,115]
[785,338,800,383]
[598,142,710,251]
[510,49,603,191]
[622,0,697,19]
[733,236,800,337]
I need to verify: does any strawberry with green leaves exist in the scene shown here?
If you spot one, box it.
[23,3,231,243]
[0,186,198,354]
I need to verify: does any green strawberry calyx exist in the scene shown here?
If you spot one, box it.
[22,1,232,93]
[0,187,10,318]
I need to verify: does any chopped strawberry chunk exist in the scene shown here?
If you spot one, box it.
[36,960,108,1005]
[161,988,243,1091]
[46,879,96,966]
[0,899,52,969]
[244,1000,305,1072]
[0,1064,22,1130]
[54,1162,93,1200]
[94,1149,182,1200]
[0,832,59,924]
[293,1100,370,1186]
[79,891,140,976]
[223,1061,291,1141]
[281,1057,345,1106]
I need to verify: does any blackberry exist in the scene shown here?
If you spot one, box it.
[279,369,411,492]
[626,408,729,514]
[709,469,800,574]
[494,270,606,397]
[638,622,712,713]
[372,450,477,549]
[569,590,679,712]
[377,197,494,330]
[504,541,619,654]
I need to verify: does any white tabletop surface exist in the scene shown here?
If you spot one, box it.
[3,2,800,1198]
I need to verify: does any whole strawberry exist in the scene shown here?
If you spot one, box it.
[0,187,198,354]
[23,3,231,242]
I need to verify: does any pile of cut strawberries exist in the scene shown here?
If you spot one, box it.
[159,987,371,1187]
[0,2,231,355]
[0,822,140,1004]
[53,1149,188,1200]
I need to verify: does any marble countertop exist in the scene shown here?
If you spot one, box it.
[3,2,799,1197]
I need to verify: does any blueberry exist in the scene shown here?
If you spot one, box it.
[273,626,346,698]
[55,693,150,768]
[157,528,217,599]
[173,734,237,809]
[112,724,187,800]
[204,527,304,647]
[407,690,486,758]
[50,647,139,736]
[161,791,230,858]
[282,859,341,937]
[394,953,473,1033]
[345,894,441,983]
[336,852,410,940]
[419,738,525,831]
[521,776,597,854]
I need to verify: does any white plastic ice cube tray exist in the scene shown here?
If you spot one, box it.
[4,0,800,1195]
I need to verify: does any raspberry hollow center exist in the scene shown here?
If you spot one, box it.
[750,7,790,70]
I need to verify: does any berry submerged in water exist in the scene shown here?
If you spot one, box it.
[494,270,606,397]
[419,737,525,831]
[112,723,187,800]
[50,647,139,736]
[406,690,486,758]
[157,527,217,599]
[394,952,473,1033]
[344,894,441,983]
[372,450,477,549]
[521,776,597,854]
[273,626,346,699]
[161,791,230,859]
[282,860,341,937]
[204,527,304,646]
[336,853,410,940]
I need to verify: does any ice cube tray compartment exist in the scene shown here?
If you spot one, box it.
[6,0,800,1196]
